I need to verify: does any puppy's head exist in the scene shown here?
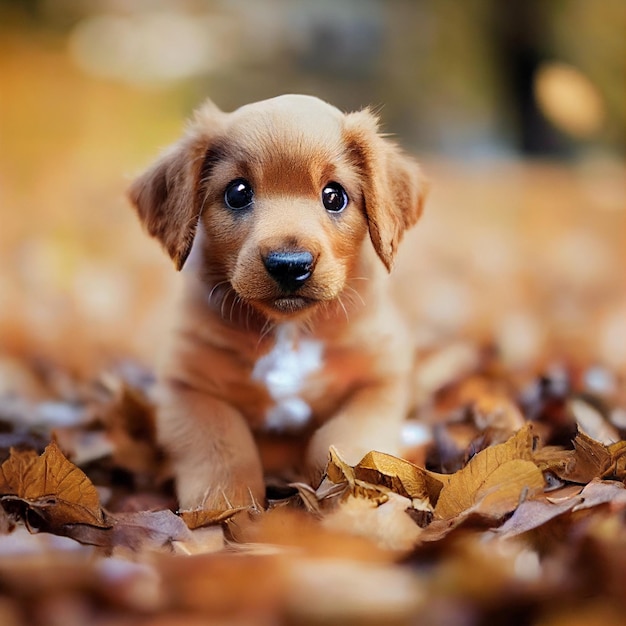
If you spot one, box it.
[129,95,427,320]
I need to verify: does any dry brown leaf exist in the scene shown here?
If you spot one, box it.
[290,482,323,514]
[569,397,620,444]
[326,447,389,504]
[0,442,108,528]
[0,448,38,494]
[179,506,250,530]
[63,509,195,551]
[607,440,626,480]
[352,450,443,504]
[327,446,356,485]
[538,431,626,484]
[567,430,613,482]
[573,479,626,512]
[495,491,582,538]
[474,460,545,517]
[534,445,575,478]
[434,425,544,520]
[111,510,195,551]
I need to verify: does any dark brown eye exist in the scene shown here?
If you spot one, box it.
[224,179,254,210]
[322,182,348,213]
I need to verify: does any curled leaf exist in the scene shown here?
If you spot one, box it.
[352,450,443,504]
[536,431,626,484]
[326,447,390,504]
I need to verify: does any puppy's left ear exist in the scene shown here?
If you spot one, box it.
[128,100,224,270]
[344,109,429,271]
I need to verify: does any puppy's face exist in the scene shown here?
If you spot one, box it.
[129,95,427,321]
[199,98,370,318]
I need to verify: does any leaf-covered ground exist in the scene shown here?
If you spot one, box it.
[1,292,625,625]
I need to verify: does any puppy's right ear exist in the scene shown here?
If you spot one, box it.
[128,100,224,270]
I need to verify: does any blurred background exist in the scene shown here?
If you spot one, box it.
[0,0,624,378]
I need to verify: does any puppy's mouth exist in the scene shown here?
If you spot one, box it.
[267,295,315,315]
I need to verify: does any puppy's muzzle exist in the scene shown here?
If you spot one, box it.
[263,250,315,293]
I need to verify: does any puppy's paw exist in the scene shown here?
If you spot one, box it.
[175,466,265,512]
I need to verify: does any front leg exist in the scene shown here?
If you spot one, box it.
[157,383,264,510]
[306,377,411,483]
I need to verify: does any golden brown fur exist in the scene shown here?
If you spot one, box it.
[129,95,427,509]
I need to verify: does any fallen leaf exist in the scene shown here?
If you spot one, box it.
[64,509,194,552]
[0,442,108,529]
[0,448,38,494]
[569,397,620,444]
[538,431,626,484]
[496,492,582,538]
[567,430,614,482]
[573,479,626,512]
[179,506,250,530]
[434,425,544,520]
[326,447,389,504]
[352,450,443,504]
[327,446,356,486]
[290,481,323,514]
[534,445,575,479]
[607,440,626,480]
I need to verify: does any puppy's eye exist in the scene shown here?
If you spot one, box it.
[322,182,348,213]
[224,179,254,210]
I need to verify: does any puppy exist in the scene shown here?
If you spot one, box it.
[129,95,427,510]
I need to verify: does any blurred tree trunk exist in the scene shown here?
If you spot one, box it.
[491,0,569,156]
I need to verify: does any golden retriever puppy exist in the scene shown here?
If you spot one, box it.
[129,95,427,510]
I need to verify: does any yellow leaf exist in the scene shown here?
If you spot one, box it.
[326,447,391,504]
[353,450,443,504]
[327,446,356,486]
[434,425,544,520]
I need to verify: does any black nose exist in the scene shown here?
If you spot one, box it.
[263,250,315,293]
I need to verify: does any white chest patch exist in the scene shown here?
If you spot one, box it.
[252,324,323,431]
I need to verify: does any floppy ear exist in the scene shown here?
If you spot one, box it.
[128,100,224,270]
[343,108,429,271]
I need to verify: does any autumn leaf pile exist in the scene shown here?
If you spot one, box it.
[0,343,624,626]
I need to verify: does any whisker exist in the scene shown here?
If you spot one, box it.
[245,301,251,331]
[208,280,230,308]
[337,296,350,323]
[344,285,366,308]
[220,287,232,320]
[229,293,239,323]
[208,280,226,300]
[257,319,276,347]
